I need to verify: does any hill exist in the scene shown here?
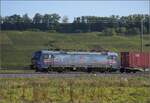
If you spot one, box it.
[0,31,150,68]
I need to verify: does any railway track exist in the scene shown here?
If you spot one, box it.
[0,72,149,78]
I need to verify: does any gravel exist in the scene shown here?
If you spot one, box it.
[0,72,149,78]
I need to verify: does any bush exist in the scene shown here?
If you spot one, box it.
[75,29,83,33]
[47,30,57,33]
[119,27,127,34]
[127,27,140,35]
[102,28,117,36]
[26,28,40,32]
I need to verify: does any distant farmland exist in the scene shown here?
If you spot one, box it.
[0,31,150,68]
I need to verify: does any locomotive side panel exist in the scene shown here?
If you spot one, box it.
[52,54,111,68]
[51,53,119,69]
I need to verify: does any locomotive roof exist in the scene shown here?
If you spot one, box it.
[40,50,118,56]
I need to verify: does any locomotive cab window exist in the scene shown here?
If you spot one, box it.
[43,54,49,59]
[51,55,55,58]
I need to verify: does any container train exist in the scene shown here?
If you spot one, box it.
[30,50,150,73]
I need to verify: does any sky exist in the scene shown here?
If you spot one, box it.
[1,1,149,22]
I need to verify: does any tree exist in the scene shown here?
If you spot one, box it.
[4,14,23,24]
[0,16,3,24]
[127,27,140,35]
[74,17,81,23]
[22,14,32,23]
[42,13,60,30]
[50,13,61,23]
[62,16,69,23]
[1,13,149,33]
[43,14,50,23]
[81,16,86,23]
[33,13,43,24]
[118,27,127,34]
[42,14,52,29]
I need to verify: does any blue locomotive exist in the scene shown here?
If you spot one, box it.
[31,50,119,72]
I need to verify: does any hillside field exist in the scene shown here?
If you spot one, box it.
[0,31,150,68]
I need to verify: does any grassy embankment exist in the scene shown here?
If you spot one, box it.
[0,31,150,68]
[0,70,35,74]
[0,75,150,103]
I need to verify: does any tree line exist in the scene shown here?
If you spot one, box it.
[0,13,149,35]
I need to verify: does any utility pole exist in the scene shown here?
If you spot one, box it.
[140,19,143,52]
[88,23,91,32]
[140,17,145,52]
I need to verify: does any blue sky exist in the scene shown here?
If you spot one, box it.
[1,1,149,22]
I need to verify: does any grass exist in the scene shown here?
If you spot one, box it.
[0,69,35,74]
[0,31,150,67]
[0,75,150,103]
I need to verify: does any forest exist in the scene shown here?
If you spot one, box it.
[0,13,149,35]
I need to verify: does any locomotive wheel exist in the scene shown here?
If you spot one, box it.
[125,69,131,73]
[57,67,63,73]
[120,68,125,73]
[48,67,53,71]
[132,71,136,73]
[87,68,92,73]
[57,69,63,73]
[30,65,34,69]
[43,69,49,72]
[35,68,39,72]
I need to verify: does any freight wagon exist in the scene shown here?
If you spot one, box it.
[31,50,119,72]
[120,52,150,72]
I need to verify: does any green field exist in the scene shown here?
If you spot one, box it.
[0,31,150,68]
[0,75,150,103]
[0,70,35,74]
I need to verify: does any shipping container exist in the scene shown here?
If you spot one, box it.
[121,52,150,71]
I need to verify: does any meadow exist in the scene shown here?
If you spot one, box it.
[0,31,150,68]
[0,75,150,103]
[0,70,35,74]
